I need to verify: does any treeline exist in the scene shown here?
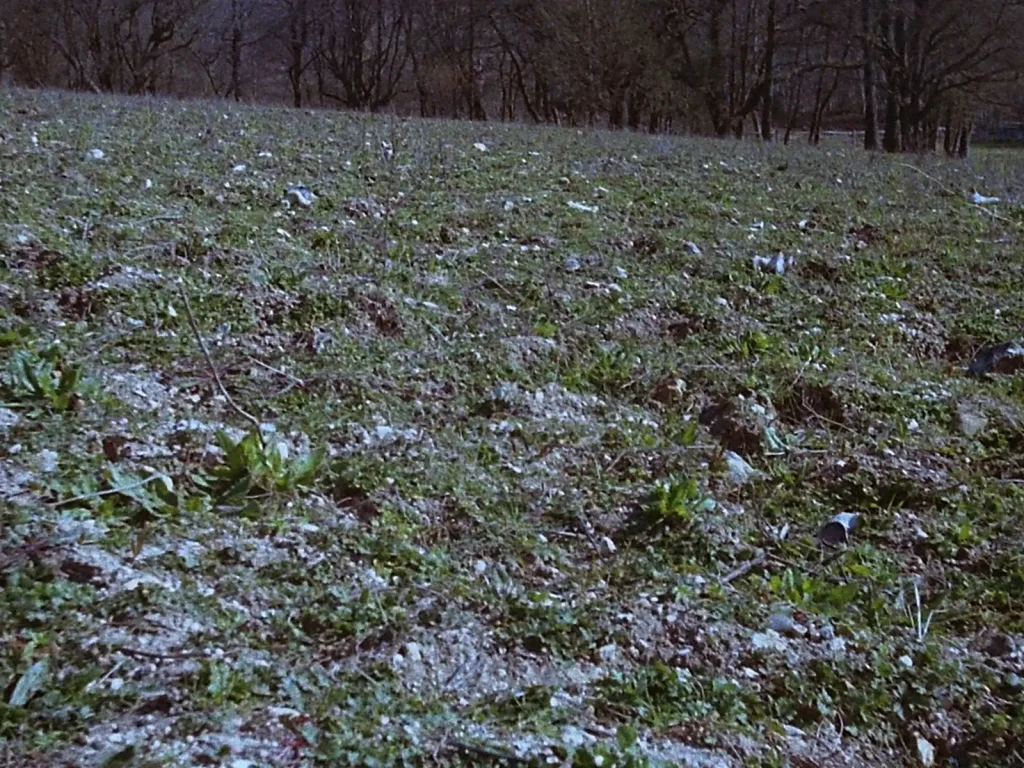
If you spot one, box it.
[1,0,1022,152]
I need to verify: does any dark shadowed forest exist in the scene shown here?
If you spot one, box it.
[2,0,1023,150]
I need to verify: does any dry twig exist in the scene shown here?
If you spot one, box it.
[720,550,767,585]
[177,282,265,445]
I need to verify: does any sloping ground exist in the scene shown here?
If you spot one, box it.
[1,88,1023,767]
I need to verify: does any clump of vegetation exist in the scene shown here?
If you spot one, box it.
[192,430,327,509]
[2,346,86,412]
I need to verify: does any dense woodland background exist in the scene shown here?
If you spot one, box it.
[2,0,1023,152]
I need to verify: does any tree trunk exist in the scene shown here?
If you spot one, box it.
[808,72,826,144]
[861,0,877,150]
[882,93,899,151]
[957,117,972,158]
[760,0,775,141]
[708,2,729,137]
[648,110,661,133]
[627,88,644,131]
[229,23,242,101]
[893,9,909,151]
[925,110,938,152]
[288,0,308,109]
[942,103,955,155]
[783,20,806,145]
[405,13,430,117]
[899,102,913,151]
[879,3,900,152]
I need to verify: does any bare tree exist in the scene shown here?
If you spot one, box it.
[263,0,317,107]
[861,0,1024,152]
[2,0,1020,146]
[662,0,797,138]
[759,0,776,139]
[41,0,205,94]
[406,0,495,120]
[188,0,268,98]
[860,0,877,148]
[315,0,407,110]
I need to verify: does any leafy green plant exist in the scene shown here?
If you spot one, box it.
[571,735,652,768]
[727,329,778,360]
[99,466,179,521]
[646,476,715,526]
[2,347,86,412]
[592,663,750,731]
[497,589,596,656]
[767,567,862,617]
[192,430,326,509]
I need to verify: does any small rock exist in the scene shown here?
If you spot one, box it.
[597,643,621,663]
[982,631,1016,658]
[725,450,760,485]
[767,613,801,637]
[916,736,935,767]
[86,148,106,161]
[753,253,788,274]
[613,266,628,279]
[898,654,914,669]
[683,241,702,256]
[561,725,595,750]
[563,256,581,272]
[37,449,59,473]
[285,184,316,207]
[598,536,616,556]
[751,630,788,653]
[0,407,19,432]
[231,164,247,173]
[567,200,598,213]
[404,642,423,663]
[473,142,488,152]
[827,636,847,654]
[955,403,988,436]
[783,724,806,739]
